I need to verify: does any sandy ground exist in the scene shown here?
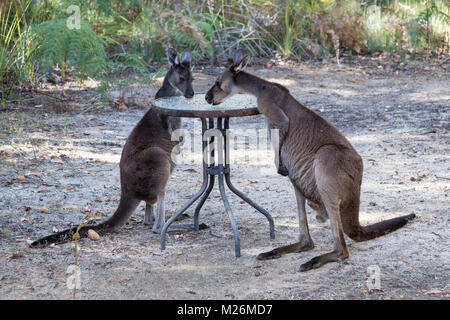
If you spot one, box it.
[0,58,449,300]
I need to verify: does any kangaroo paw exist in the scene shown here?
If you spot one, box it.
[277,164,289,176]
[316,213,328,223]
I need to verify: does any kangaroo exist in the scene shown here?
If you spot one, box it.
[205,49,416,271]
[30,48,195,248]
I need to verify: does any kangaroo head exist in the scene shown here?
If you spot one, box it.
[156,48,194,99]
[205,49,249,105]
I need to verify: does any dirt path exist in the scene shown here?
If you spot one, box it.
[0,60,449,299]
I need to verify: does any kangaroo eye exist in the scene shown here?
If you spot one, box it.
[179,77,185,82]
[216,81,221,87]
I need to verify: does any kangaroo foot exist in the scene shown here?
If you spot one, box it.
[299,250,348,272]
[152,225,163,234]
[257,240,314,260]
[143,215,154,225]
[257,250,282,260]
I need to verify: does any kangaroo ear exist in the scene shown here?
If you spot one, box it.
[180,49,192,66]
[167,48,179,66]
[231,49,249,73]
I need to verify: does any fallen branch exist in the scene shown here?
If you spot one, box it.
[439,56,450,65]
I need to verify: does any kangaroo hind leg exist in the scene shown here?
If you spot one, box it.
[257,185,314,260]
[299,150,349,271]
[144,201,155,226]
[152,193,165,234]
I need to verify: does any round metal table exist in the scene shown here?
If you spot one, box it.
[154,93,275,257]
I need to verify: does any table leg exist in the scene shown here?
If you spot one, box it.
[161,117,275,257]
[160,118,209,250]
[218,163,241,258]
[217,117,241,257]
[194,174,214,231]
[224,174,275,239]
[194,118,215,230]
[223,118,275,239]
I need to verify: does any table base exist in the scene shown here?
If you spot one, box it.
[160,117,275,257]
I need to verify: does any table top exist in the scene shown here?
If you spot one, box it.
[153,93,260,118]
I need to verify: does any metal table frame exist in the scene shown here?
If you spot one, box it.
[160,117,275,257]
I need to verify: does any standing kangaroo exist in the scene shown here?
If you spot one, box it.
[30,48,194,248]
[205,49,416,271]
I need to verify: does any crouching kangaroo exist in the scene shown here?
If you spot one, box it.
[30,48,195,248]
[205,49,416,271]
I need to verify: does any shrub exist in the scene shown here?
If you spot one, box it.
[31,18,107,79]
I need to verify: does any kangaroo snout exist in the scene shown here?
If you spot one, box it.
[185,84,194,99]
[185,91,194,99]
[205,91,213,104]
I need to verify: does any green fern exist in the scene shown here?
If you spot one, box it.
[32,18,106,79]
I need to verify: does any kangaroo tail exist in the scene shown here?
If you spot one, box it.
[29,223,108,248]
[30,196,140,248]
[345,213,416,242]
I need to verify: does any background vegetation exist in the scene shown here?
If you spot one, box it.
[0,0,449,103]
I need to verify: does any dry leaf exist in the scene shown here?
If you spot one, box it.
[183,168,197,173]
[1,151,8,157]
[118,103,128,111]
[38,189,48,193]
[38,153,48,158]
[248,180,258,184]
[65,186,73,191]
[347,78,359,83]
[40,206,49,213]
[50,156,64,164]
[88,229,100,241]
[10,252,24,259]
[17,175,26,181]
[423,289,442,295]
